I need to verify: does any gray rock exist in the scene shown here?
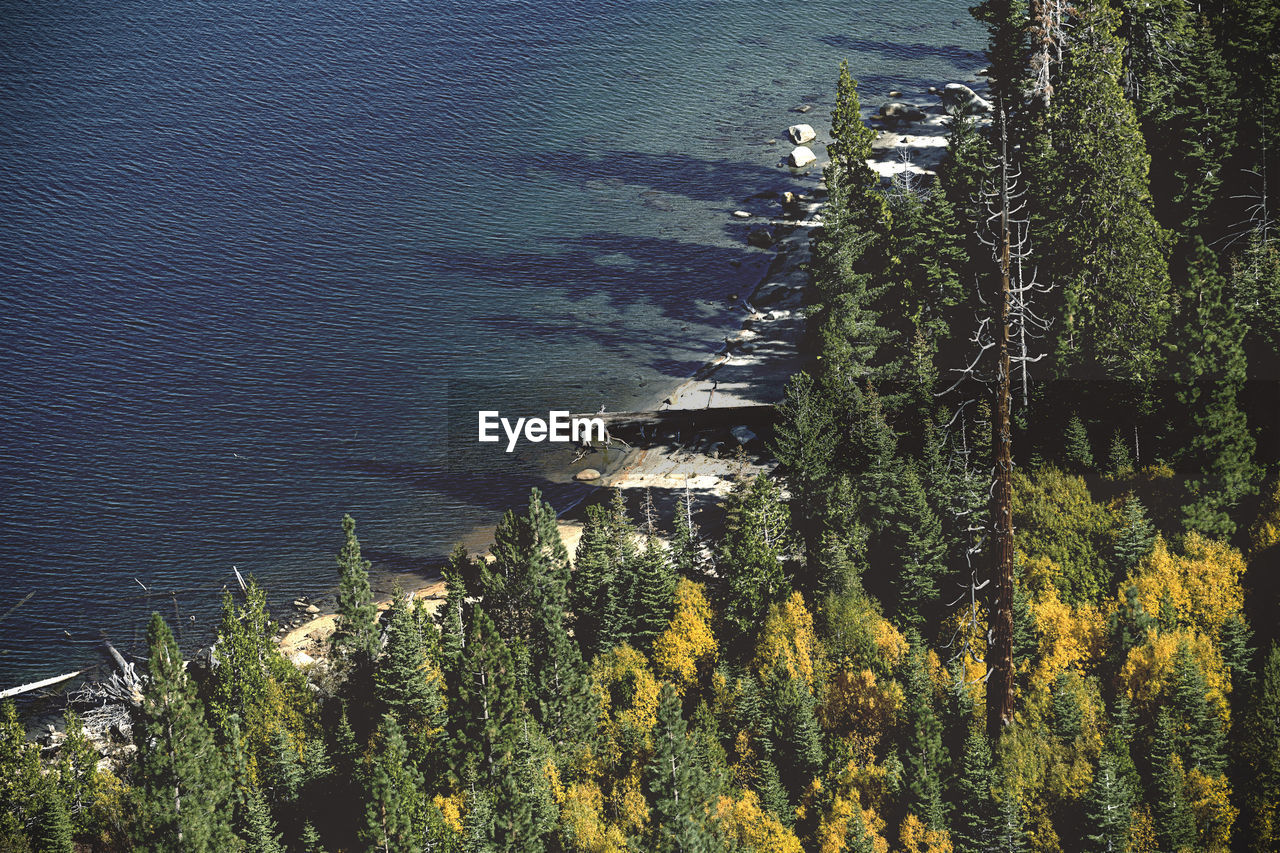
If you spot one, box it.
[879,102,926,122]
[787,146,817,168]
[732,210,752,219]
[888,90,904,97]
[791,103,813,113]
[941,83,992,114]
[574,468,602,481]
[730,426,758,447]
[787,123,816,144]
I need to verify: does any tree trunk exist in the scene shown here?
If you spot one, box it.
[987,99,1017,740]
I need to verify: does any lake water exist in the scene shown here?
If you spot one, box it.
[0,0,984,683]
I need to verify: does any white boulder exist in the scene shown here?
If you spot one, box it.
[788,146,817,168]
[787,123,816,144]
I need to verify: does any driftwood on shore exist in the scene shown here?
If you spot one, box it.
[0,669,86,700]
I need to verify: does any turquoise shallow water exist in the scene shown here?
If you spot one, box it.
[0,0,984,682]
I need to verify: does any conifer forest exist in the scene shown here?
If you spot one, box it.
[4,0,1280,850]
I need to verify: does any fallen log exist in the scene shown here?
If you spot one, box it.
[0,669,85,700]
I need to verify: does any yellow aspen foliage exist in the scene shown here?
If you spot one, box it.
[900,813,954,853]
[590,644,661,738]
[652,579,717,693]
[820,667,901,741]
[1249,478,1280,556]
[1119,628,1230,723]
[432,793,465,834]
[871,616,909,668]
[1186,768,1236,853]
[714,789,804,853]
[814,790,888,853]
[1124,534,1245,642]
[1128,805,1159,853]
[1021,555,1105,694]
[559,781,628,853]
[754,591,823,688]
[613,762,649,836]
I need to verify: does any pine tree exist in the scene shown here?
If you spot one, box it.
[0,700,42,849]
[953,727,994,853]
[56,708,102,835]
[1239,643,1280,851]
[330,514,380,668]
[569,494,635,658]
[1062,414,1094,472]
[717,474,793,643]
[1113,494,1156,570]
[375,590,447,732]
[455,607,522,782]
[1032,0,1172,381]
[1168,634,1227,777]
[1082,750,1133,853]
[1120,1,1238,237]
[1107,429,1133,479]
[670,482,708,580]
[646,683,712,853]
[1231,233,1280,380]
[28,782,72,853]
[483,488,571,643]
[132,612,236,852]
[885,465,947,631]
[902,636,946,830]
[529,599,595,747]
[1151,710,1196,853]
[242,786,285,853]
[773,371,839,570]
[765,663,825,804]
[437,545,471,683]
[361,714,423,853]
[1169,239,1258,538]
[628,536,676,648]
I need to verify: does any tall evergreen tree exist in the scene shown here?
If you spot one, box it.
[1168,239,1258,538]
[361,714,424,853]
[242,786,285,853]
[1150,710,1197,853]
[375,591,447,731]
[716,474,793,643]
[1062,414,1094,473]
[1031,0,1172,381]
[455,607,522,783]
[483,488,571,643]
[627,536,677,648]
[569,492,635,658]
[902,635,947,830]
[645,683,712,853]
[1082,750,1133,853]
[132,613,236,853]
[330,514,380,668]
[1239,643,1280,851]
[1113,494,1156,570]
[953,727,994,853]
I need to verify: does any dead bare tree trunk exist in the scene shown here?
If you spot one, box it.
[987,99,1017,739]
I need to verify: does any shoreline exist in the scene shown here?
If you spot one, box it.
[271,100,969,665]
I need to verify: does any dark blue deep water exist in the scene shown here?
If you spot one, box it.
[0,0,984,682]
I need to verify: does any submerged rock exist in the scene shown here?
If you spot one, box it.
[787,123,816,144]
[879,102,926,121]
[787,146,817,168]
[747,226,775,248]
[791,103,813,113]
